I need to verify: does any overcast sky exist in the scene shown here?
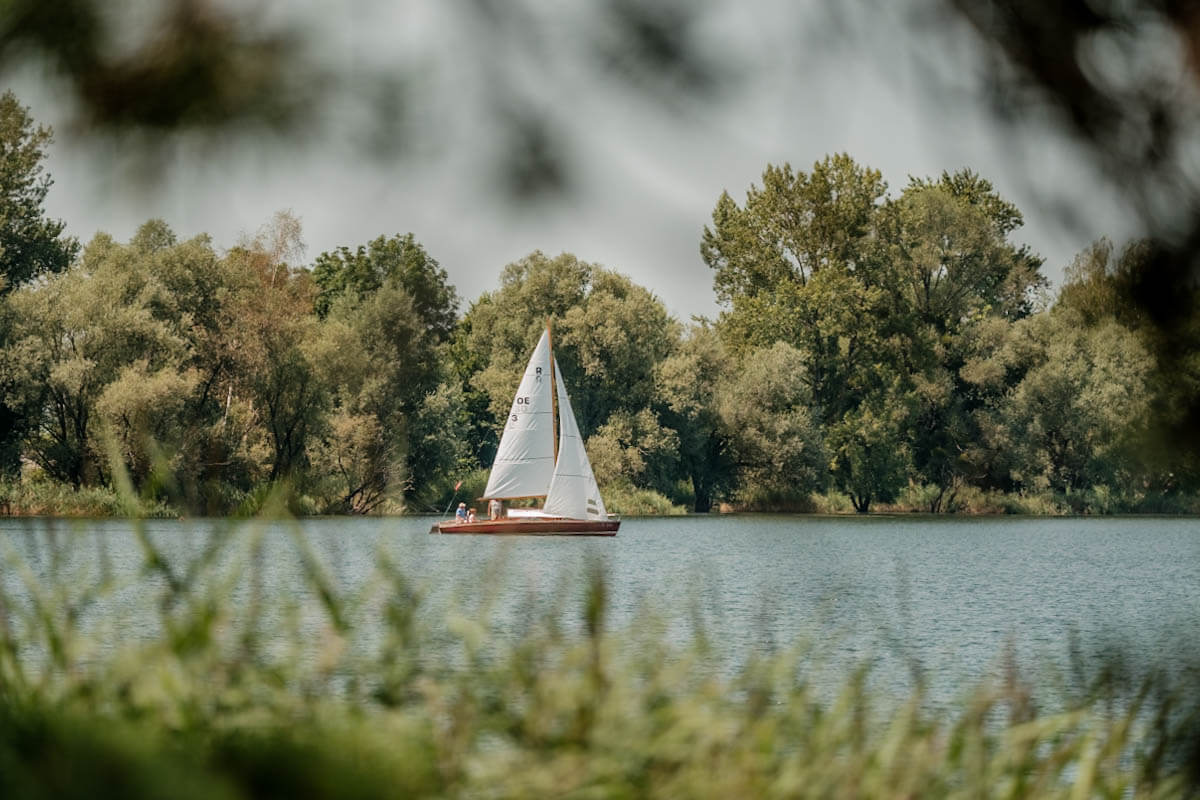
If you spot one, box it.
[13,1,1137,321]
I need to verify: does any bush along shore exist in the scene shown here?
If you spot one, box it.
[2,475,1197,518]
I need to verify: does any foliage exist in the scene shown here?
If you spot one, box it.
[307,287,414,511]
[810,489,857,514]
[400,381,476,510]
[651,324,731,512]
[704,157,1062,511]
[595,480,688,516]
[0,91,78,293]
[716,342,826,506]
[307,411,401,515]
[724,483,817,513]
[968,310,1155,496]
[458,251,678,436]
[886,172,1046,326]
[3,229,197,487]
[0,1,315,134]
[421,466,490,517]
[1054,238,1154,331]
[828,394,913,514]
[224,229,325,486]
[0,91,80,475]
[941,0,1200,488]
[0,96,1189,517]
[308,235,466,504]
[587,409,680,498]
[701,154,887,304]
[310,233,459,341]
[95,361,200,488]
[0,478,173,518]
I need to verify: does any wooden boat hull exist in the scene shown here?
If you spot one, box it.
[430,518,619,535]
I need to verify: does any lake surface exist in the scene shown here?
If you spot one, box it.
[3,514,1199,705]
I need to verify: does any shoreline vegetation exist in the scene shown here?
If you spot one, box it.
[3,477,1197,519]
[1,93,1199,519]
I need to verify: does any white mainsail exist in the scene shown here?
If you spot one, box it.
[483,330,556,499]
[544,357,608,520]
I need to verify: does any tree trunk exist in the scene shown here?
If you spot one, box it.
[929,484,947,513]
[945,483,960,514]
[692,474,712,513]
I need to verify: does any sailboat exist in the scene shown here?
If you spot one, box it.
[430,323,619,535]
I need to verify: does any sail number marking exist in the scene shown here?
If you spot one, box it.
[510,396,532,424]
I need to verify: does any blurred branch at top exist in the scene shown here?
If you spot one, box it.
[0,0,732,198]
[0,0,320,132]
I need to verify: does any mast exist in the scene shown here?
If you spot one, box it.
[547,318,559,465]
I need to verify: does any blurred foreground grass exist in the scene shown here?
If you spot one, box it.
[1,511,1197,798]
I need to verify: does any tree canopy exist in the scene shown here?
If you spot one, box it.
[0,90,78,292]
[0,93,1189,516]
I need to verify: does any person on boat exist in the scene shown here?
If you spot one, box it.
[467,508,477,523]
[488,498,502,520]
[455,502,468,523]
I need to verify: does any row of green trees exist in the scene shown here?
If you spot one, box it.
[695,155,1190,513]
[0,91,1192,514]
[0,211,460,514]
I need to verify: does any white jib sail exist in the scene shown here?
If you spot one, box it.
[544,357,607,520]
[483,330,556,499]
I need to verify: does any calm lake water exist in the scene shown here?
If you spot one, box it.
[4,514,1199,704]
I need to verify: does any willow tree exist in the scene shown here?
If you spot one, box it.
[881,171,1047,509]
[703,157,1046,511]
[2,224,223,490]
[222,217,325,487]
[307,233,461,505]
[716,342,826,510]
[701,155,902,510]
[0,92,79,473]
[652,324,732,512]
[965,309,1155,506]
